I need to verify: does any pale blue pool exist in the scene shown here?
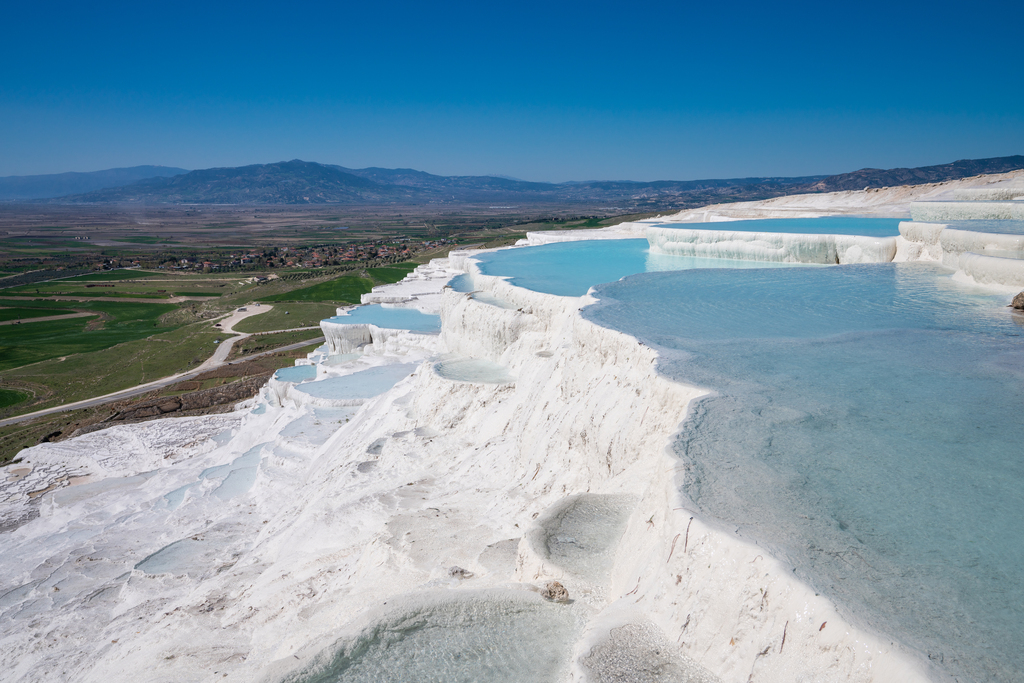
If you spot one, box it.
[585,263,1024,682]
[447,273,474,292]
[433,357,514,384]
[474,239,805,296]
[323,305,440,331]
[295,364,418,400]
[288,592,580,683]
[274,365,317,382]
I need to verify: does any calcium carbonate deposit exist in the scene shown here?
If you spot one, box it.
[2,173,1022,683]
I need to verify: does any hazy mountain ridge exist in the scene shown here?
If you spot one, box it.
[0,165,188,201]
[806,155,1024,192]
[26,155,1024,208]
[73,160,423,204]
[45,161,825,208]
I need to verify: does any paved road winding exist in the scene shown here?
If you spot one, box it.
[0,304,325,428]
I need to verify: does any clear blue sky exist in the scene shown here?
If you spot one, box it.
[2,0,1021,181]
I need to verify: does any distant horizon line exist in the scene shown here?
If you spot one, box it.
[0,158,840,186]
[2,153,1022,186]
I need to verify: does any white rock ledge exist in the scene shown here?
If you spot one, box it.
[646,226,897,264]
[895,220,1024,290]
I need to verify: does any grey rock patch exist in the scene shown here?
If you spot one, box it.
[541,581,569,602]
[0,504,39,534]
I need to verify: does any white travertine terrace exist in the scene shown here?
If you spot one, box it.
[358,261,459,310]
[319,320,408,354]
[953,186,1024,201]
[910,200,1024,222]
[894,222,1024,290]
[953,251,1024,288]
[646,226,897,264]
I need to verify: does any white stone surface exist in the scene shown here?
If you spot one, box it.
[911,200,1024,222]
[357,259,461,313]
[647,226,897,264]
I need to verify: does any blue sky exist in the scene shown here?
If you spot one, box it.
[2,0,1021,181]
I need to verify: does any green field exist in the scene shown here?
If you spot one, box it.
[0,389,28,409]
[0,307,68,322]
[0,258,423,423]
[3,322,228,411]
[229,329,324,360]
[259,275,374,303]
[0,270,258,300]
[231,302,338,333]
[0,301,178,372]
[60,270,161,282]
[0,289,174,299]
[367,262,419,282]
[0,299,93,310]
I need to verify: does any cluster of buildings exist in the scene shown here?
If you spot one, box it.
[140,238,458,273]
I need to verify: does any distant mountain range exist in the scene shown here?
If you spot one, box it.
[4,155,1022,209]
[804,155,1024,192]
[34,160,825,208]
[0,166,188,201]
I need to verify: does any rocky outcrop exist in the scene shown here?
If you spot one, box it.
[68,374,272,437]
[1013,291,1024,310]
[541,581,569,602]
[106,374,271,422]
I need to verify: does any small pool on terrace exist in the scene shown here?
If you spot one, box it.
[274,365,317,382]
[294,364,418,400]
[433,357,514,384]
[447,273,474,292]
[323,305,440,332]
[474,239,807,296]
[287,592,580,683]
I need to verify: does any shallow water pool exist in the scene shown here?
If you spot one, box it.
[433,357,514,384]
[295,364,418,400]
[474,239,804,296]
[323,305,440,331]
[286,592,580,683]
[585,263,1024,681]
[274,365,317,383]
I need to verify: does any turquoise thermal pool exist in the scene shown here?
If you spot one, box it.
[295,364,418,400]
[581,262,1024,682]
[323,304,441,331]
[274,365,318,383]
[474,239,805,296]
[433,357,514,384]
